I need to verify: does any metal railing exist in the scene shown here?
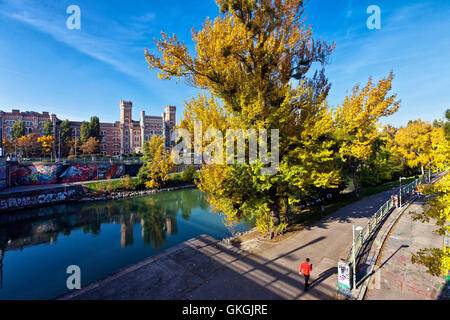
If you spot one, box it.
[10,157,145,164]
[345,174,428,262]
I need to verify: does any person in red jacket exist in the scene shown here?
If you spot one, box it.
[299,258,313,291]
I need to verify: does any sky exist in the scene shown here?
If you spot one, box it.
[0,0,449,127]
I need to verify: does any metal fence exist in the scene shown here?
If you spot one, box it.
[345,174,428,262]
[10,157,145,164]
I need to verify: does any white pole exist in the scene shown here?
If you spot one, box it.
[399,177,402,208]
[352,225,356,291]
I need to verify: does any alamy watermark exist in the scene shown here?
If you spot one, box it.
[171,121,279,175]
[367,5,381,30]
[66,5,81,30]
[66,265,81,290]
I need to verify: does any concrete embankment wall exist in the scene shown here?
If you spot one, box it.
[8,162,142,187]
[0,185,86,212]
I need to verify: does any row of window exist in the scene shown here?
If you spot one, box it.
[5,120,46,126]
[5,127,42,134]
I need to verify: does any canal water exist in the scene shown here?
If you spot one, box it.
[0,188,251,299]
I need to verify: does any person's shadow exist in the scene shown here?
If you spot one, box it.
[308,267,337,289]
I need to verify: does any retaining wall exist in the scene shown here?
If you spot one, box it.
[9,162,129,186]
[0,185,86,212]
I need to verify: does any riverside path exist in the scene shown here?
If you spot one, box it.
[60,174,446,300]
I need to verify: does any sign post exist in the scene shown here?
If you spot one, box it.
[337,259,352,299]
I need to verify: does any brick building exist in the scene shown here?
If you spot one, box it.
[0,101,176,156]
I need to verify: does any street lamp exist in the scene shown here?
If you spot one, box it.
[399,177,407,208]
[352,225,363,292]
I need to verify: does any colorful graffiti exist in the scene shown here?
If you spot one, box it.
[0,188,84,210]
[0,157,8,190]
[10,163,125,186]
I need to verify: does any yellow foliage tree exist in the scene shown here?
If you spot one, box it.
[391,119,449,175]
[17,134,40,157]
[138,136,176,189]
[2,139,15,155]
[37,135,55,157]
[411,174,450,277]
[334,72,400,197]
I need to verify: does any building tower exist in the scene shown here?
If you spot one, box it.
[120,101,132,154]
[163,105,176,148]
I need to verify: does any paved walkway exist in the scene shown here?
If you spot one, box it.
[0,178,121,195]
[61,184,406,300]
[365,198,448,300]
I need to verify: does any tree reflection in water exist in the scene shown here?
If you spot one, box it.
[0,188,212,253]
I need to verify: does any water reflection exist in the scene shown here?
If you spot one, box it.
[0,188,250,298]
[0,188,211,252]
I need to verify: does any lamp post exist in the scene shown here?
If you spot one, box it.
[352,225,363,292]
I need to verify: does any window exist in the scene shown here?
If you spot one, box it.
[102,137,107,142]
[6,127,11,133]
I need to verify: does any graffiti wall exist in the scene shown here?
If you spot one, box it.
[10,163,125,186]
[0,187,85,212]
[0,157,7,190]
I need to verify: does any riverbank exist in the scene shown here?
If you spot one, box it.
[60,180,414,300]
[0,179,197,213]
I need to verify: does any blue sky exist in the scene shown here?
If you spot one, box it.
[0,0,449,127]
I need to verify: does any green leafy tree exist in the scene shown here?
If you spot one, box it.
[80,121,90,144]
[59,120,72,157]
[11,120,26,140]
[89,116,102,141]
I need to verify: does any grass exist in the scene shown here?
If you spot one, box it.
[84,176,140,194]
[83,172,196,195]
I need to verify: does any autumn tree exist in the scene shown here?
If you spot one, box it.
[391,119,449,175]
[138,135,176,189]
[333,72,400,197]
[146,0,341,233]
[11,120,26,140]
[2,138,15,155]
[17,134,40,157]
[79,137,100,155]
[37,135,55,157]
[410,174,450,277]
[68,137,81,156]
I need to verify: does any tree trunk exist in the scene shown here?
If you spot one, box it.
[353,168,359,198]
[421,164,424,176]
[270,200,281,226]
